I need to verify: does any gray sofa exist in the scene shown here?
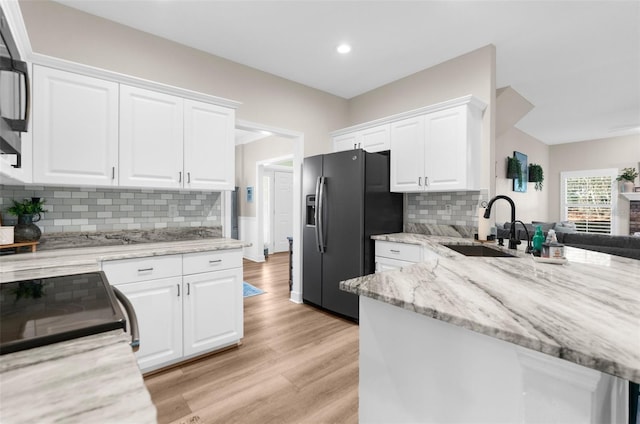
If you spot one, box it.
[497,221,640,260]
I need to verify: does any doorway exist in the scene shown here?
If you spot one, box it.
[227,120,304,304]
[263,162,294,254]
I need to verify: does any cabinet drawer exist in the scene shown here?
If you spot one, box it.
[375,241,422,263]
[103,254,182,285]
[183,249,243,275]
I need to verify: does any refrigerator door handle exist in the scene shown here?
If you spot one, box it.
[314,176,322,252]
[318,176,326,253]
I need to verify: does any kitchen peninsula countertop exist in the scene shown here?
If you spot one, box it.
[0,237,249,283]
[341,233,640,382]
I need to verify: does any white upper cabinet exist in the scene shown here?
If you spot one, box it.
[119,85,184,189]
[183,99,235,191]
[360,124,391,152]
[33,65,119,186]
[333,132,358,152]
[390,99,484,193]
[390,116,425,192]
[333,124,391,153]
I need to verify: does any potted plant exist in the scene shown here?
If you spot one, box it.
[506,156,522,181]
[6,198,48,242]
[528,163,544,191]
[616,167,638,193]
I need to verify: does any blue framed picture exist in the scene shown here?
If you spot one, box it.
[513,151,528,192]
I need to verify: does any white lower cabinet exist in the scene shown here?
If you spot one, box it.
[115,276,183,371]
[182,249,243,357]
[103,249,243,373]
[374,240,438,272]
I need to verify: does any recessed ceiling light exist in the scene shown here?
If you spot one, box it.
[336,43,351,54]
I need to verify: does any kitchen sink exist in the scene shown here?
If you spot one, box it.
[442,244,516,258]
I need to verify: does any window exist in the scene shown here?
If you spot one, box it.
[560,169,618,234]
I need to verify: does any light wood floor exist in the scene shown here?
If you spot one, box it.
[144,252,359,424]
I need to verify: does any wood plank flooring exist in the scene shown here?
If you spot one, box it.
[144,252,359,424]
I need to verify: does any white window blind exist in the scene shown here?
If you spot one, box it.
[561,169,617,234]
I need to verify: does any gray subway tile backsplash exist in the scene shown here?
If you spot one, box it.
[406,190,488,227]
[0,185,222,234]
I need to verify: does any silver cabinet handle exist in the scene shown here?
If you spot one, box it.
[179,171,182,182]
[187,283,190,295]
[137,267,154,272]
[209,259,222,264]
[177,284,180,297]
[418,177,422,186]
[425,176,429,187]
[390,249,400,254]
[112,166,115,180]
[187,172,191,183]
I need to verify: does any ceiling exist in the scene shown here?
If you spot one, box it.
[53,0,640,145]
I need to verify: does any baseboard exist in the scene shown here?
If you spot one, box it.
[289,290,303,304]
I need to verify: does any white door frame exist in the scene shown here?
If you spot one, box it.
[225,120,304,304]
[263,164,294,254]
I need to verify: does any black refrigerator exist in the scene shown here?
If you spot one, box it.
[302,149,403,321]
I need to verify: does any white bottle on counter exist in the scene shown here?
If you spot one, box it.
[546,229,558,243]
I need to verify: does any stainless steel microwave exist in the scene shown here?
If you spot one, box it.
[0,5,29,168]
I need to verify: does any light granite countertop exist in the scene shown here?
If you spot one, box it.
[0,237,249,423]
[342,233,640,382]
[0,330,156,423]
[0,238,249,283]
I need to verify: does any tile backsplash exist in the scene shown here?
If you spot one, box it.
[406,190,487,228]
[0,185,222,234]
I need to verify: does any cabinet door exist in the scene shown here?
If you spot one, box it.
[183,267,243,357]
[424,106,468,191]
[119,85,184,188]
[33,66,118,186]
[390,116,425,192]
[360,124,390,152]
[115,276,183,373]
[184,99,235,190]
[333,133,358,152]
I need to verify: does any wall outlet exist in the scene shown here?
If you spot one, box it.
[445,204,452,214]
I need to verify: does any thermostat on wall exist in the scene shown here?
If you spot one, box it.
[246,187,253,203]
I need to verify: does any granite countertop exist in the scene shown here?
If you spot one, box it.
[0,238,249,283]
[0,236,249,422]
[0,330,156,423]
[342,233,640,382]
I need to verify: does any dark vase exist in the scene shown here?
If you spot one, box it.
[14,214,42,243]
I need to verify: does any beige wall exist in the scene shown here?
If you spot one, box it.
[19,0,348,158]
[348,45,497,192]
[494,128,550,225]
[235,136,294,217]
[548,134,640,221]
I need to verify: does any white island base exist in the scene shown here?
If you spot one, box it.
[360,296,628,423]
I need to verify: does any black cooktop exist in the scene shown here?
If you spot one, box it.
[0,271,126,355]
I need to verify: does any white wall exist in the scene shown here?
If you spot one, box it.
[494,127,550,225]
[235,136,295,217]
[548,134,640,221]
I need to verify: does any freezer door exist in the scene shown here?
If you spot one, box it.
[302,155,323,306]
[321,150,364,320]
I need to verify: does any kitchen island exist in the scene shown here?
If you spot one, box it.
[0,237,248,423]
[341,233,639,423]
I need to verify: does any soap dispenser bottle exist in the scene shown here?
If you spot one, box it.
[532,225,544,254]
